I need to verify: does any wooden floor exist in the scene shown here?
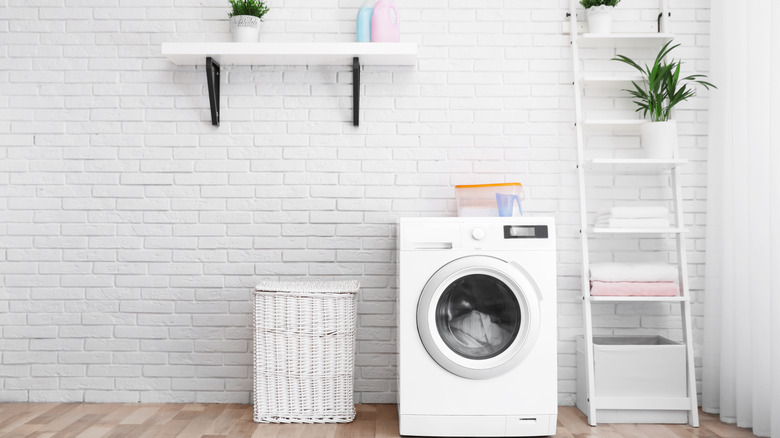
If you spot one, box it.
[0,403,759,438]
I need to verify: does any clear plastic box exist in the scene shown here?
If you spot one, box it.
[455,183,524,217]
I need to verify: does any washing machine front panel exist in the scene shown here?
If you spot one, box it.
[416,255,542,380]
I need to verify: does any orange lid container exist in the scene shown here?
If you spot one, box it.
[455,183,524,217]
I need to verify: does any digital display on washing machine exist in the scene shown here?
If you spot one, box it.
[503,225,548,239]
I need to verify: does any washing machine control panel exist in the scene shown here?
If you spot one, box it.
[399,218,555,251]
[460,222,554,251]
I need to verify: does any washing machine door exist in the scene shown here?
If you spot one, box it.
[417,255,542,380]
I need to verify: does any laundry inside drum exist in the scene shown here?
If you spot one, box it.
[436,274,521,359]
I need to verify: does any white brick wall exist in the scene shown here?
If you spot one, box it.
[0,0,711,404]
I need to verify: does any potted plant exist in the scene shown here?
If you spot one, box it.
[229,0,270,43]
[581,0,620,34]
[613,42,716,159]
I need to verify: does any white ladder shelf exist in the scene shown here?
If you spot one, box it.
[568,0,699,427]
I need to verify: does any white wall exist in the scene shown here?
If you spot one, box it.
[0,0,711,404]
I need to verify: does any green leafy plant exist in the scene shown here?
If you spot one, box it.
[613,41,716,122]
[228,0,269,20]
[580,0,620,8]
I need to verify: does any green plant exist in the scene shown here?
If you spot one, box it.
[228,0,269,20]
[613,41,716,122]
[580,0,620,8]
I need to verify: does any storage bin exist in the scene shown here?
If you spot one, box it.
[576,335,688,423]
[455,183,524,217]
[253,280,359,423]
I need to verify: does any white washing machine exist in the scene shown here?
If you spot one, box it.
[398,217,557,437]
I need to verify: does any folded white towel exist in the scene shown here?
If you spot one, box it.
[610,206,669,219]
[607,217,670,228]
[590,262,679,282]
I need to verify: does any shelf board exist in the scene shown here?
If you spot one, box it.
[589,295,688,303]
[161,42,418,66]
[583,158,688,174]
[581,74,643,89]
[582,119,644,130]
[593,396,693,411]
[578,33,675,48]
[591,227,687,234]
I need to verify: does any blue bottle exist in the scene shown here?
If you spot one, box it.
[357,0,374,42]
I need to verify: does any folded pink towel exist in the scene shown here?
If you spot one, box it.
[590,281,679,297]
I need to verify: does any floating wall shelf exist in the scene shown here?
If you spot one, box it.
[161,42,418,127]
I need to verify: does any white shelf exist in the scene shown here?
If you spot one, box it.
[578,33,675,48]
[582,74,643,89]
[591,227,687,234]
[589,296,688,303]
[584,158,688,174]
[160,42,417,127]
[161,42,418,66]
[582,119,644,130]
[570,1,698,427]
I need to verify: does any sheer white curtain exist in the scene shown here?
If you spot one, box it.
[703,1,780,437]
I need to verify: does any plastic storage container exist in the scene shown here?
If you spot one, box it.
[576,335,688,423]
[455,183,524,217]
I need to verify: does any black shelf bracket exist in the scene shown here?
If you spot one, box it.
[206,57,220,127]
[203,56,362,126]
[353,56,360,126]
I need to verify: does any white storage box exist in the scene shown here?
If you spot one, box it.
[576,335,688,423]
[253,280,359,423]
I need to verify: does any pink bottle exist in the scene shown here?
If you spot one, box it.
[371,0,400,42]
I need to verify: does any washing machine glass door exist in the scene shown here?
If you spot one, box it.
[436,273,520,360]
[417,255,542,379]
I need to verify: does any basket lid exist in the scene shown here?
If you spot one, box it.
[255,280,360,294]
[455,182,523,189]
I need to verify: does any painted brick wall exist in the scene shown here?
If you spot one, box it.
[0,0,711,404]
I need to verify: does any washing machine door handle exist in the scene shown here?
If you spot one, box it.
[508,260,543,303]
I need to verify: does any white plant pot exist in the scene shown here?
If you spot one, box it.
[586,5,614,34]
[640,120,678,159]
[230,15,261,43]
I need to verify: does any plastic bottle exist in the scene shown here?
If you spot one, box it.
[356,0,374,43]
[371,0,400,43]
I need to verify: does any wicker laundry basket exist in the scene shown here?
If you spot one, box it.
[253,280,359,423]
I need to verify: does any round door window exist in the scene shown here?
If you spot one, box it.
[435,274,521,360]
[416,255,542,379]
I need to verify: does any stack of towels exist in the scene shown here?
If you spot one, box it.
[590,262,679,297]
[595,206,670,229]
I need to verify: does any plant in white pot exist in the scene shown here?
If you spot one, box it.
[613,42,716,159]
[229,0,270,43]
[581,0,620,34]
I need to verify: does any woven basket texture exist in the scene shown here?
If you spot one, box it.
[253,281,358,423]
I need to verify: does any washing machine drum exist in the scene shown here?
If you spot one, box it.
[417,255,542,380]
